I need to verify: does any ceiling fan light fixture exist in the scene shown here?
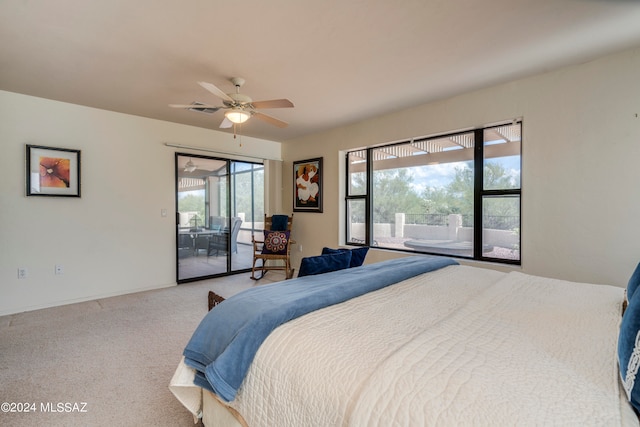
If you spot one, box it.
[225,109,251,124]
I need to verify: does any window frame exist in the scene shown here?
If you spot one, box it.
[345,121,522,265]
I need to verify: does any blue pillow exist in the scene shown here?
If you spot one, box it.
[321,247,369,268]
[627,262,640,303]
[298,251,352,277]
[618,289,640,412]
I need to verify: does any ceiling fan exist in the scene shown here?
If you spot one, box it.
[170,77,294,129]
[183,158,197,172]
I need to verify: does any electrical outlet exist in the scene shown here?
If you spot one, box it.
[18,268,28,279]
[55,265,64,275]
[298,244,303,252]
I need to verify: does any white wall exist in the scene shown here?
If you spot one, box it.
[283,46,640,287]
[0,91,281,315]
[3,46,639,315]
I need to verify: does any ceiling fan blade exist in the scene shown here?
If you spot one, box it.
[169,104,222,110]
[251,99,294,109]
[198,81,234,103]
[219,117,233,128]
[253,111,289,128]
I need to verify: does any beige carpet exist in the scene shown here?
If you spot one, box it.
[0,271,285,427]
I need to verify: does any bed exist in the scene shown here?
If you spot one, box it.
[170,255,640,426]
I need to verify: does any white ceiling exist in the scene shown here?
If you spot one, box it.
[2,0,640,142]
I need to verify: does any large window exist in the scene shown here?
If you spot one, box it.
[346,121,521,264]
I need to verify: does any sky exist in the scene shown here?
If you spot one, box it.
[408,155,520,194]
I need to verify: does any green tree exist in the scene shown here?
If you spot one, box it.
[484,158,520,190]
[444,163,474,215]
[233,168,264,222]
[356,160,519,229]
[372,169,423,223]
[422,161,519,229]
[481,161,520,228]
[178,192,206,226]
[422,186,464,215]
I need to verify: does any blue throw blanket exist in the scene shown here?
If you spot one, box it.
[270,215,289,231]
[183,255,458,402]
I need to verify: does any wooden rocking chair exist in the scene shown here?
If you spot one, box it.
[251,214,294,280]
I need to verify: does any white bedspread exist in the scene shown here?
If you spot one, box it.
[170,264,638,426]
[228,265,636,426]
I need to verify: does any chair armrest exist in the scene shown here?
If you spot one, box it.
[252,237,264,251]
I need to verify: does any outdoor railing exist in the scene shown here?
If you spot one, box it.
[403,213,449,226]
[403,213,518,230]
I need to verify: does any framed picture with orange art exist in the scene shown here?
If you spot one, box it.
[26,145,81,197]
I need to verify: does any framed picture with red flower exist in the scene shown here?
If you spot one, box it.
[26,145,81,197]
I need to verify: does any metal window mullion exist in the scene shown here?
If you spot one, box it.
[226,160,232,271]
[345,153,350,244]
[345,152,370,246]
[366,147,373,246]
[473,128,484,259]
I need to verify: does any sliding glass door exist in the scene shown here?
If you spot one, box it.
[176,153,264,283]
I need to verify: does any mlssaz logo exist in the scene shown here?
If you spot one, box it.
[40,402,88,413]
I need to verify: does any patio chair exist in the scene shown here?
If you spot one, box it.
[207,217,242,257]
[178,232,194,258]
